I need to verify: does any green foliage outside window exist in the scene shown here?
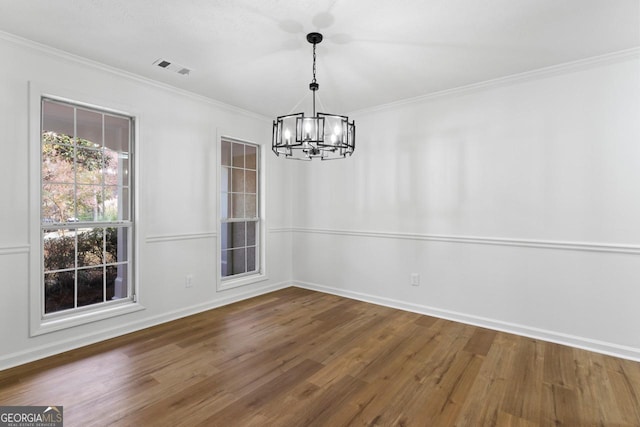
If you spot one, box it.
[42,132,107,171]
[42,131,120,223]
[44,228,120,312]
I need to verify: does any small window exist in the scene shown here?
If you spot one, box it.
[40,98,134,316]
[220,139,260,280]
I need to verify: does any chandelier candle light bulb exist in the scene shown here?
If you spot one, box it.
[272,32,356,160]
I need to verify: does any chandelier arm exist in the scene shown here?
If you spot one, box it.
[315,92,327,114]
[287,91,309,115]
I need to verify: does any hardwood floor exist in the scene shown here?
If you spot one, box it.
[1,287,639,426]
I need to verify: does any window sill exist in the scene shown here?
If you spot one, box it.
[218,273,268,291]
[30,301,145,337]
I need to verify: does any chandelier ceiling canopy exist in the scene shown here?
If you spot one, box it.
[272,32,356,161]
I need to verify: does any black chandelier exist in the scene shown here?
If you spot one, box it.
[272,32,356,160]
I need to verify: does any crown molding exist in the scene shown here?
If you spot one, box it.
[351,47,640,116]
[0,30,270,122]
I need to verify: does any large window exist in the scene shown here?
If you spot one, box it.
[220,139,260,281]
[40,98,133,315]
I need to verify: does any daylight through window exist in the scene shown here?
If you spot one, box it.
[220,139,259,279]
[41,98,134,314]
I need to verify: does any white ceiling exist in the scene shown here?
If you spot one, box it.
[1,0,638,117]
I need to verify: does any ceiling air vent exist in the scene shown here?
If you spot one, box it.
[152,59,191,76]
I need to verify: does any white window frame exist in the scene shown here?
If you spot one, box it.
[29,82,143,336]
[217,135,267,291]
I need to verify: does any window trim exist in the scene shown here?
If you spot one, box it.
[29,81,143,337]
[216,135,267,291]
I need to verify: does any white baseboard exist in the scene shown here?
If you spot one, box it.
[294,281,640,362]
[5,279,638,371]
[0,281,291,371]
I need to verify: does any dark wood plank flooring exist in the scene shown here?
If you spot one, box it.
[1,287,639,426]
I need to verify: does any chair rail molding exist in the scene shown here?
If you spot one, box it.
[145,231,217,244]
[0,245,30,256]
[291,227,640,255]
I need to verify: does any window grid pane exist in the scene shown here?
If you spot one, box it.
[41,98,133,315]
[44,271,75,313]
[232,143,244,168]
[77,266,104,307]
[220,138,260,280]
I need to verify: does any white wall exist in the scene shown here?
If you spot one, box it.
[2,29,638,368]
[0,33,292,369]
[292,51,640,360]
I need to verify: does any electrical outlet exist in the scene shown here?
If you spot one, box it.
[410,273,420,286]
[185,274,193,288]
